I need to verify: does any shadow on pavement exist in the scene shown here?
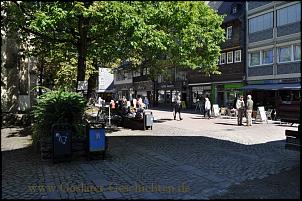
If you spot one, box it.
[215,122,241,126]
[154,118,174,123]
[2,132,300,199]
[190,117,204,119]
[210,165,300,199]
[275,124,299,128]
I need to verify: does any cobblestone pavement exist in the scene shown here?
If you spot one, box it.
[1,109,300,199]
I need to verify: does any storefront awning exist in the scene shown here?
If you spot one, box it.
[241,83,301,90]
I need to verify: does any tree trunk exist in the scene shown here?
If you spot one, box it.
[5,35,19,113]
[76,15,88,93]
[76,2,91,96]
[39,60,44,95]
[87,58,98,99]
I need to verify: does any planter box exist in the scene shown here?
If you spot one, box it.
[40,137,87,161]
[123,117,145,130]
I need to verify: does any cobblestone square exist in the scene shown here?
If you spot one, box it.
[1,109,300,199]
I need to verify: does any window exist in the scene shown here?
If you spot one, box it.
[294,44,301,61]
[232,6,237,14]
[262,49,273,64]
[249,12,273,33]
[277,3,301,26]
[99,77,105,86]
[227,52,233,64]
[278,46,291,62]
[220,53,226,64]
[234,50,241,63]
[133,70,140,77]
[226,26,232,39]
[250,51,260,66]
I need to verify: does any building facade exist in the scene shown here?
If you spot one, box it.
[1,30,39,113]
[155,67,187,107]
[245,1,301,108]
[187,1,246,108]
[96,67,115,102]
[113,65,134,101]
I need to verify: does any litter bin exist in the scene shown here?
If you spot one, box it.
[52,123,72,163]
[144,111,153,130]
[86,122,107,160]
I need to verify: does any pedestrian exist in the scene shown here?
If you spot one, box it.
[195,99,200,111]
[132,96,137,108]
[246,95,253,126]
[98,96,103,105]
[236,95,245,126]
[173,94,183,120]
[204,97,211,119]
[144,97,149,109]
[110,99,116,110]
[137,96,143,108]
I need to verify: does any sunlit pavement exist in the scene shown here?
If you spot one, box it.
[1,109,300,199]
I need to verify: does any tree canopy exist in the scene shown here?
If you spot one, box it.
[2,1,225,91]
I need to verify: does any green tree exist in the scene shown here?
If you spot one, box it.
[2,1,225,93]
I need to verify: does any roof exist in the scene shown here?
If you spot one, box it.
[209,1,245,23]
[207,1,223,11]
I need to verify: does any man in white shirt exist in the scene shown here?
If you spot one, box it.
[236,96,245,126]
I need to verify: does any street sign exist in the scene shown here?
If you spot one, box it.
[212,104,220,117]
[256,106,268,123]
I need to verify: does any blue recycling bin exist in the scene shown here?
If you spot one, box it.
[52,123,72,163]
[89,128,105,152]
[87,122,107,160]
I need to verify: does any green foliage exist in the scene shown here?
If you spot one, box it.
[32,90,86,146]
[3,1,225,86]
[54,58,98,91]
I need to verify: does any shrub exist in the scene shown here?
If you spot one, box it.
[32,90,86,147]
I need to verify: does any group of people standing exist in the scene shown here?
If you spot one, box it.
[235,95,254,126]
[174,94,212,120]
[175,93,254,127]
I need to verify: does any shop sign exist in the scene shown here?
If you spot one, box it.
[158,84,174,89]
[224,83,244,89]
[192,85,211,91]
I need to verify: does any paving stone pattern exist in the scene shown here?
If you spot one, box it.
[1,109,300,199]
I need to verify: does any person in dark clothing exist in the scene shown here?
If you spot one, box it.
[173,94,183,120]
[233,95,238,109]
